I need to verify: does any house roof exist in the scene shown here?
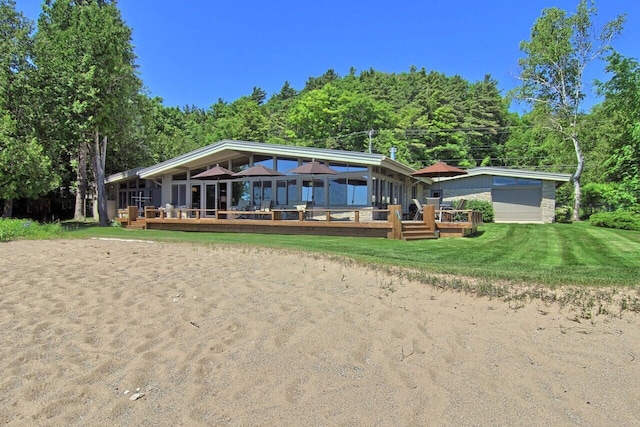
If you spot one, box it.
[136,140,417,179]
[105,166,146,184]
[437,167,571,183]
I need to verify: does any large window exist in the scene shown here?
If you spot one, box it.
[303,179,325,205]
[329,176,368,206]
[171,184,187,206]
[276,158,298,174]
[276,179,299,205]
[492,177,541,187]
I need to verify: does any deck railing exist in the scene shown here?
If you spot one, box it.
[438,209,484,224]
[142,206,391,223]
[122,204,482,239]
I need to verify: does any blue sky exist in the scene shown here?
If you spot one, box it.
[15,1,640,110]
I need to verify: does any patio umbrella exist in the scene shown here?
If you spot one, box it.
[191,164,234,210]
[411,161,467,192]
[288,160,338,206]
[232,165,284,205]
[191,164,234,179]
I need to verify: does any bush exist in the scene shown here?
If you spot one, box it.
[0,218,64,242]
[555,205,573,223]
[589,211,640,231]
[465,200,494,223]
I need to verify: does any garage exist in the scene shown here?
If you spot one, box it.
[492,187,542,222]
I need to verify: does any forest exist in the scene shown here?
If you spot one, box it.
[1,0,638,225]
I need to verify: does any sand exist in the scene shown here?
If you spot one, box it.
[1,238,639,426]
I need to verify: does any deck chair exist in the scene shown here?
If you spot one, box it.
[230,199,249,219]
[412,199,424,221]
[260,199,272,212]
[452,199,467,222]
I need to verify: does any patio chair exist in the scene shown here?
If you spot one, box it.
[412,199,424,221]
[260,199,272,211]
[229,200,249,219]
[452,199,467,222]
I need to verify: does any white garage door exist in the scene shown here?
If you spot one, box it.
[492,188,542,222]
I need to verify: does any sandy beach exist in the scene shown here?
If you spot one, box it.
[1,238,639,426]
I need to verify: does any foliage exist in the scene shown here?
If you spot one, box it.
[596,53,640,204]
[0,0,59,216]
[0,218,64,242]
[555,205,573,223]
[581,182,635,215]
[33,0,141,224]
[589,210,640,232]
[513,0,626,221]
[464,199,494,223]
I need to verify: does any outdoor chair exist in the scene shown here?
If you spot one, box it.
[229,200,249,219]
[412,199,424,221]
[452,199,467,222]
[260,199,272,211]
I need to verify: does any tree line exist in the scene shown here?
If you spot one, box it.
[1,0,638,223]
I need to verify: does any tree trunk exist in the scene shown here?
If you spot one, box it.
[571,133,584,222]
[74,140,88,221]
[93,130,109,226]
[2,199,13,218]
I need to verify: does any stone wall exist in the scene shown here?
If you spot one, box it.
[541,181,556,223]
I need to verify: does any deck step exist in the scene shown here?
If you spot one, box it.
[401,222,437,240]
[126,219,147,230]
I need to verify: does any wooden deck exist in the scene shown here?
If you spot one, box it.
[116,205,482,240]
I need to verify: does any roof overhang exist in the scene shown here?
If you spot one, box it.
[437,167,571,183]
[105,167,146,184]
[138,140,418,179]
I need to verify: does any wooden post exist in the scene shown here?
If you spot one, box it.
[196,210,200,220]
[423,204,435,231]
[354,210,360,223]
[387,204,402,240]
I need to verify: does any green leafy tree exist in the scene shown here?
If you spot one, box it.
[34,0,140,224]
[0,0,58,217]
[514,0,625,220]
[596,53,640,204]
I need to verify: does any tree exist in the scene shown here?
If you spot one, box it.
[596,53,640,204]
[514,0,625,220]
[0,0,58,217]
[34,0,140,224]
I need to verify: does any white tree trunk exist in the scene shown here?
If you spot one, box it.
[93,130,109,226]
[74,140,88,221]
[571,132,584,222]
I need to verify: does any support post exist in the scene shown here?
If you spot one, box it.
[423,204,435,231]
[387,204,402,240]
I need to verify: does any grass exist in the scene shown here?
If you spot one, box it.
[62,221,640,288]
[0,218,65,242]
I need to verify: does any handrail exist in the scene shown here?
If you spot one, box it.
[140,206,391,223]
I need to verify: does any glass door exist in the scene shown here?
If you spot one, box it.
[205,183,217,216]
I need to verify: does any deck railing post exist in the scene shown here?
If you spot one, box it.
[387,204,402,240]
[423,204,435,231]
[354,210,360,223]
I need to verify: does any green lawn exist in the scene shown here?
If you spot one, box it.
[65,222,640,288]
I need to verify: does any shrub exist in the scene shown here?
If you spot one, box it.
[555,205,573,223]
[465,200,494,223]
[0,218,64,242]
[589,211,640,231]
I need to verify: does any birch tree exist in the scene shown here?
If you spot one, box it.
[514,0,625,220]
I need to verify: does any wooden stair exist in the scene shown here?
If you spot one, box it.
[126,218,147,230]
[401,221,438,241]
